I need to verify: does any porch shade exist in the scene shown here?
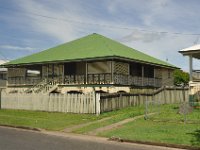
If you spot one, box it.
[179,44,200,59]
[2,33,176,68]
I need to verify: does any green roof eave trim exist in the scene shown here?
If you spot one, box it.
[1,33,177,69]
[2,56,177,69]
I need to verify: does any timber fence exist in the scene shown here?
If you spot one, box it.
[100,87,189,112]
[0,87,189,114]
[1,92,101,114]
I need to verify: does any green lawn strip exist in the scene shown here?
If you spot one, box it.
[0,109,101,130]
[99,118,200,147]
[149,104,200,123]
[187,108,200,122]
[0,106,144,131]
[73,106,145,134]
[99,104,200,148]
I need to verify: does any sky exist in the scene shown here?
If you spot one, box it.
[1,0,200,71]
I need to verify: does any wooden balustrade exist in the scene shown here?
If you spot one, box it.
[64,75,85,84]
[192,70,200,81]
[8,77,42,86]
[8,73,162,87]
[87,74,112,84]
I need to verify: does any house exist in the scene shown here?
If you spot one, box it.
[179,44,200,103]
[0,68,7,88]
[1,33,177,94]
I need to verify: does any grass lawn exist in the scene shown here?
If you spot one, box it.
[148,104,200,123]
[1,104,199,148]
[0,109,100,130]
[99,104,200,148]
[0,106,144,131]
[73,106,144,134]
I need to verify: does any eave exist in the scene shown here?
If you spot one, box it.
[1,56,178,70]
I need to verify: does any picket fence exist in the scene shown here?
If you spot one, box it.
[1,92,101,114]
[0,87,189,114]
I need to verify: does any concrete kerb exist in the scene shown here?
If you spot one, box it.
[42,130,186,150]
[0,124,42,132]
[109,137,198,150]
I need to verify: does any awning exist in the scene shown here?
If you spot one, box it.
[179,44,200,59]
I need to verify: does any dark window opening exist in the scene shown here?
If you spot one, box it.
[130,63,142,76]
[64,62,76,75]
[144,65,154,78]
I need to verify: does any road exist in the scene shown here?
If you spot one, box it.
[0,126,182,150]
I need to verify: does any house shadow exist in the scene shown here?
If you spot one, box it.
[188,129,200,147]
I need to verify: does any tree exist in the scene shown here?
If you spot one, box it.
[173,69,189,86]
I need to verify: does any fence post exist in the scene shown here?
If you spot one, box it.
[163,86,166,104]
[183,86,186,102]
[95,93,100,115]
[0,88,1,109]
[144,95,148,120]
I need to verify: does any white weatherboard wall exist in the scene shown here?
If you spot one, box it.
[1,92,100,114]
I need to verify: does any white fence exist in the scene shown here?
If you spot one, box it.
[0,87,189,114]
[1,92,101,114]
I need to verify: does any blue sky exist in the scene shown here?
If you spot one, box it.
[1,0,200,71]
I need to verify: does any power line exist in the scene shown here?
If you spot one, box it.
[1,6,200,36]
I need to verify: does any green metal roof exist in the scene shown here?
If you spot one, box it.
[2,33,176,68]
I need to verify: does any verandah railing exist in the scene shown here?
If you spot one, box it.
[113,74,162,87]
[64,73,112,84]
[192,70,200,81]
[8,76,42,85]
[8,73,162,87]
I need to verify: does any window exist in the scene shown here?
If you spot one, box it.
[130,63,142,76]
[144,65,154,78]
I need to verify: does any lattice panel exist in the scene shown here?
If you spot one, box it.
[8,68,26,77]
[114,62,129,75]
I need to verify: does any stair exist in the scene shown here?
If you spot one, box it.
[24,79,58,94]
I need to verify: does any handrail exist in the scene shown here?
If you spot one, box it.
[24,78,58,94]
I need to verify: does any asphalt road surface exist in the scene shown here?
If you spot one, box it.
[0,126,182,150]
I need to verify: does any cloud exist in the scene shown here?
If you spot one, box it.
[122,34,197,72]
[119,30,165,43]
[15,0,121,43]
[105,0,169,25]
[15,0,134,42]
[2,0,200,72]
[0,45,35,51]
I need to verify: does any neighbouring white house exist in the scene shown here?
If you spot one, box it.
[179,44,200,105]
[0,61,8,88]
